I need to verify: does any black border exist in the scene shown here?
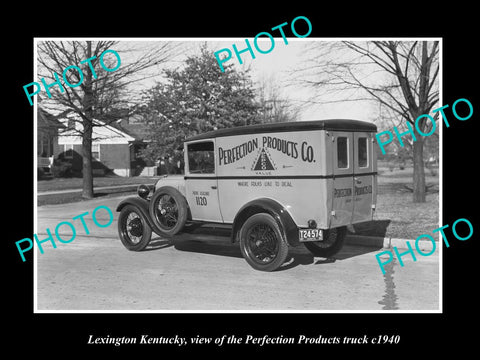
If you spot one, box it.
[7,4,479,356]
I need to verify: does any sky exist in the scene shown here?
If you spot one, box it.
[112,38,377,123]
[235,38,376,121]
[35,38,387,123]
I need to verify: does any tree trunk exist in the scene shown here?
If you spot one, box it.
[82,41,95,199]
[412,138,426,203]
[82,120,94,199]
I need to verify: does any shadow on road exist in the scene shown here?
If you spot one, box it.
[145,220,384,271]
[279,244,381,271]
[174,239,243,258]
[144,238,175,251]
[350,219,391,237]
[144,226,383,271]
[334,244,383,260]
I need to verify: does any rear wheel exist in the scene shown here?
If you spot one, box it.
[303,226,346,257]
[239,213,289,272]
[118,205,152,251]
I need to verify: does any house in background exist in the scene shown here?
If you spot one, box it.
[53,112,154,177]
[37,108,66,176]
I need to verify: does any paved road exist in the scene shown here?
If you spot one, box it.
[34,196,440,311]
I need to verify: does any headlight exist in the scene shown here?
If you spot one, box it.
[137,184,150,199]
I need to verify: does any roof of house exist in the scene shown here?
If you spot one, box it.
[37,108,67,130]
[185,119,377,142]
[56,113,140,145]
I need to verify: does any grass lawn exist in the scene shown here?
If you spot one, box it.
[353,166,439,239]
[37,175,157,192]
[373,191,439,239]
[37,186,146,206]
[37,175,158,206]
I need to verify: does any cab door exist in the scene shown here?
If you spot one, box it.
[184,140,223,223]
[330,132,354,227]
[352,132,375,223]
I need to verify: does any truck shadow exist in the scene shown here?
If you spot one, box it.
[350,219,391,237]
[173,239,243,259]
[146,227,383,271]
[279,244,383,271]
[144,238,175,251]
[144,226,243,257]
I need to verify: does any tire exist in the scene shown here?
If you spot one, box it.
[118,205,152,251]
[303,226,346,257]
[239,213,289,272]
[149,187,188,236]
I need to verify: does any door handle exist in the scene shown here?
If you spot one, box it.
[354,177,362,184]
[211,186,217,190]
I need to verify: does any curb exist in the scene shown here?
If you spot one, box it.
[345,234,437,251]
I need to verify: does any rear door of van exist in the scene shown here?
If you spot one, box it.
[331,132,354,227]
[352,132,375,223]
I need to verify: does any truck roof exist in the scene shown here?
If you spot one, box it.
[185,119,377,142]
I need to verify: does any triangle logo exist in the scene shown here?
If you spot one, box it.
[252,148,276,171]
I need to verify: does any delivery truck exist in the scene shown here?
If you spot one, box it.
[116,119,378,271]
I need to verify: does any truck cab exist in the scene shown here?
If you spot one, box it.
[116,119,377,271]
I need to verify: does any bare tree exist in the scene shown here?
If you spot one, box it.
[292,40,439,202]
[37,40,180,198]
[256,74,300,123]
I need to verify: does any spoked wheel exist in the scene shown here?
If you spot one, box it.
[149,187,188,236]
[303,226,346,257]
[118,205,152,251]
[155,194,178,229]
[239,213,289,272]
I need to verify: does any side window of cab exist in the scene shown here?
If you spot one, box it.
[187,141,215,174]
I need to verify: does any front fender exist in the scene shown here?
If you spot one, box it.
[231,198,299,247]
[116,196,164,236]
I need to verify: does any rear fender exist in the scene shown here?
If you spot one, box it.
[231,198,299,247]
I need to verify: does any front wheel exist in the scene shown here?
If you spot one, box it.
[303,226,346,257]
[239,213,289,272]
[118,205,152,251]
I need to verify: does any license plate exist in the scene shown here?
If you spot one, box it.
[299,228,323,242]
